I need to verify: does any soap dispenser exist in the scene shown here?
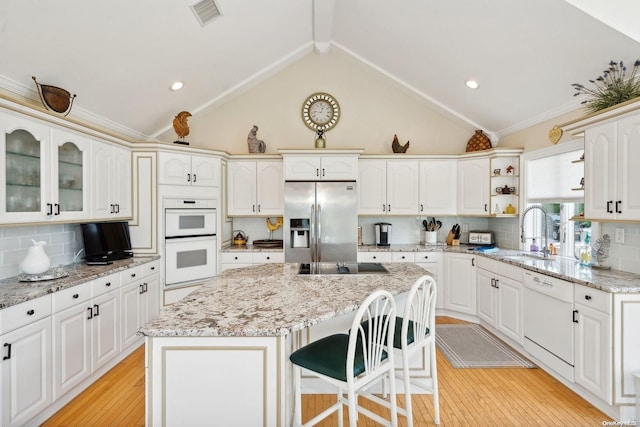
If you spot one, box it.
[530,238,538,252]
[579,233,592,266]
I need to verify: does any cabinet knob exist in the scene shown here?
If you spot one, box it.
[131,273,136,278]
[585,295,592,300]
[401,255,405,259]
[423,255,429,259]
[373,256,377,259]
[266,256,270,260]
[73,294,79,299]
[234,256,238,260]
[106,282,111,287]
[26,309,35,316]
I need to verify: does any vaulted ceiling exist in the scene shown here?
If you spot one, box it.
[1,0,639,141]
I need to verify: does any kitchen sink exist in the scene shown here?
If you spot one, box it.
[298,262,389,275]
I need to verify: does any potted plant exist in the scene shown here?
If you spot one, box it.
[572,60,640,113]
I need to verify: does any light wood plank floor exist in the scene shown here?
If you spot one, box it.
[42,317,612,426]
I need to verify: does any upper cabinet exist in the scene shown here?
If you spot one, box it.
[91,141,131,219]
[419,159,457,216]
[227,160,283,216]
[283,155,358,181]
[358,159,419,215]
[0,111,91,223]
[158,152,220,187]
[457,157,490,216]
[489,155,519,217]
[584,115,640,220]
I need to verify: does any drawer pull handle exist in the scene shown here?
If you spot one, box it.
[94,304,100,316]
[585,295,592,300]
[3,343,11,360]
[73,294,79,299]
[573,309,579,323]
[26,309,35,316]
[106,282,111,287]
[87,307,93,320]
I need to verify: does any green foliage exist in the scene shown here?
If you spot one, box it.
[572,60,640,113]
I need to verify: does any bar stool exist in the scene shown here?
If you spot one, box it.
[290,289,398,427]
[397,275,440,426]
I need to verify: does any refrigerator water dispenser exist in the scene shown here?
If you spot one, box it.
[289,218,310,248]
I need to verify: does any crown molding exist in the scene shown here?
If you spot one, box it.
[495,99,583,138]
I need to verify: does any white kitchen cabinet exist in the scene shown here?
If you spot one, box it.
[415,252,443,308]
[0,293,53,427]
[120,262,159,350]
[358,159,419,215]
[444,253,476,315]
[574,286,612,404]
[91,140,132,219]
[613,294,640,407]
[283,155,357,181]
[158,152,220,187]
[457,157,490,216]
[227,160,283,216]
[356,251,392,263]
[476,257,523,344]
[52,273,120,391]
[220,251,284,273]
[418,160,457,215]
[0,111,91,223]
[584,115,640,220]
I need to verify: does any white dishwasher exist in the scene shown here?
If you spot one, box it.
[523,270,575,381]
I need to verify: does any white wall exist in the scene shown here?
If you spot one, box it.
[157,51,475,155]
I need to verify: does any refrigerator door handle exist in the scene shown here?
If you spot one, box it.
[310,204,316,264]
[317,204,322,263]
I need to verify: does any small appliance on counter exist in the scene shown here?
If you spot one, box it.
[468,230,494,245]
[375,222,392,246]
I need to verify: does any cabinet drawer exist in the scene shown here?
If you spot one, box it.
[575,286,611,314]
[476,256,497,272]
[144,260,160,276]
[357,252,392,263]
[253,252,284,264]
[220,252,254,264]
[92,273,121,297]
[391,252,415,263]
[496,261,523,282]
[0,294,52,335]
[53,284,91,313]
[414,252,440,264]
[120,265,143,285]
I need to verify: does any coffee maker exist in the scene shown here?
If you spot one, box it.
[375,222,392,246]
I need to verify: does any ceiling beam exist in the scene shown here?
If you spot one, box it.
[313,0,336,54]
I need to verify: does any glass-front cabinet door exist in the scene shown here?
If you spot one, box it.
[51,128,90,220]
[0,111,91,223]
[1,111,50,222]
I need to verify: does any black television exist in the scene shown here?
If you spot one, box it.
[80,221,133,262]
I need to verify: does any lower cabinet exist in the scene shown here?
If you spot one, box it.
[121,263,159,350]
[219,251,284,273]
[574,286,612,404]
[0,317,52,427]
[476,257,523,344]
[444,253,477,315]
[415,252,443,308]
[52,274,121,401]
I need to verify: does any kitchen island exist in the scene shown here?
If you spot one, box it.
[139,262,429,427]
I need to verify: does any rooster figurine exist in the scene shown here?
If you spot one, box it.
[266,217,283,240]
[391,134,410,153]
[172,111,192,145]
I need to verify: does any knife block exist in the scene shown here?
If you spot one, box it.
[446,231,460,246]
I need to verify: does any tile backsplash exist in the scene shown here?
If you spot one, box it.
[0,224,83,280]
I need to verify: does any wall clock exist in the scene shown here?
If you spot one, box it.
[301,92,340,132]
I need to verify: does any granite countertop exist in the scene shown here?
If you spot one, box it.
[221,244,283,253]
[223,242,640,293]
[138,262,428,338]
[0,255,160,310]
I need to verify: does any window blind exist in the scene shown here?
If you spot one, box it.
[526,149,583,203]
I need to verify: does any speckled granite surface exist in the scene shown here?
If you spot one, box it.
[138,262,429,338]
[224,243,640,293]
[221,245,284,253]
[0,256,160,310]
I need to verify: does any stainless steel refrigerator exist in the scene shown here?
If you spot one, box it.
[284,181,357,273]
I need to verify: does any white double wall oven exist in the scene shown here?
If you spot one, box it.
[164,197,217,287]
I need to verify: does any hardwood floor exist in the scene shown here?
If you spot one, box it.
[42,317,611,426]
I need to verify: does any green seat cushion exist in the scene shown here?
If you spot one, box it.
[290,334,388,382]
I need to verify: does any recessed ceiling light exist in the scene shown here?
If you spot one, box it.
[170,81,184,91]
[466,80,479,89]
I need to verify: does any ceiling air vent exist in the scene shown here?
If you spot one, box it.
[190,0,222,27]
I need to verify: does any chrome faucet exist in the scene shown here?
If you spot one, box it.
[520,205,551,258]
